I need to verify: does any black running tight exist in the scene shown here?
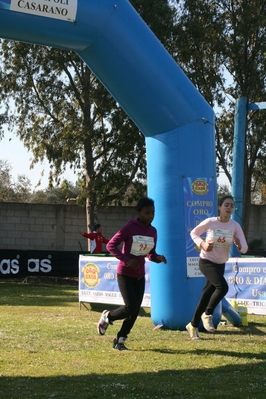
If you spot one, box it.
[191,258,228,327]
[108,274,145,339]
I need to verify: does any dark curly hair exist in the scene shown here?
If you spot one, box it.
[136,197,154,211]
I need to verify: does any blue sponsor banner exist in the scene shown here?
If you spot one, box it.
[79,256,151,307]
[225,258,266,315]
[79,256,266,314]
[183,177,216,277]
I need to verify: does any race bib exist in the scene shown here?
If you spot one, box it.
[130,235,154,256]
[211,229,233,248]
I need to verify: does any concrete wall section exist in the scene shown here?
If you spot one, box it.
[0,202,265,251]
[0,203,136,252]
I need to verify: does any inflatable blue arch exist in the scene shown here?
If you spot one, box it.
[0,0,217,330]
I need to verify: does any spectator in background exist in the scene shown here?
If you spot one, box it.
[79,224,109,254]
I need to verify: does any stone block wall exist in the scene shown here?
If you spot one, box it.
[0,202,265,251]
[0,202,135,252]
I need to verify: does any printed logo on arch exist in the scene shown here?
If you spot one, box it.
[191,179,209,196]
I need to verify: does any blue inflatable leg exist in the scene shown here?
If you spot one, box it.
[222,298,242,326]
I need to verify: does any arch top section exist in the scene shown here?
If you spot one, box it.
[0,0,115,51]
[0,0,213,138]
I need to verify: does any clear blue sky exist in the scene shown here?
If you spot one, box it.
[0,129,77,190]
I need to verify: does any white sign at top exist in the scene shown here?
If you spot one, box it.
[10,0,77,22]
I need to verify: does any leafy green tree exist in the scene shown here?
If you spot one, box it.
[0,159,81,204]
[31,180,82,204]
[218,183,231,203]
[131,0,177,54]
[0,43,145,228]
[0,160,15,201]
[174,0,266,235]
[0,160,32,202]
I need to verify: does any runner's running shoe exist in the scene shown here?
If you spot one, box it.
[113,337,128,351]
[201,312,215,333]
[186,322,200,340]
[97,310,111,335]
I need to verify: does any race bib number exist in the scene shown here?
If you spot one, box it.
[130,236,154,256]
[211,229,233,248]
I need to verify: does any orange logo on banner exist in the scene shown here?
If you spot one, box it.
[82,263,100,288]
[191,179,208,195]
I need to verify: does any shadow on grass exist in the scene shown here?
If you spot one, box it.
[214,324,266,337]
[0,281,78,307]
[1,359,266,399]
[0,282,150,316]
[150,346,266,359]
[88,302,150,317]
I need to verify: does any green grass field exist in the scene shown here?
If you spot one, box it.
[1,279,266,399]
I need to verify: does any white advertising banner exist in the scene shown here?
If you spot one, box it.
[8,0,77,22]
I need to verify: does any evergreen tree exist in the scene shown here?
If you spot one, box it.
[174,0,266,234]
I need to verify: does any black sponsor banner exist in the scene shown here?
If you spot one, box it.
[0,250,109,279]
